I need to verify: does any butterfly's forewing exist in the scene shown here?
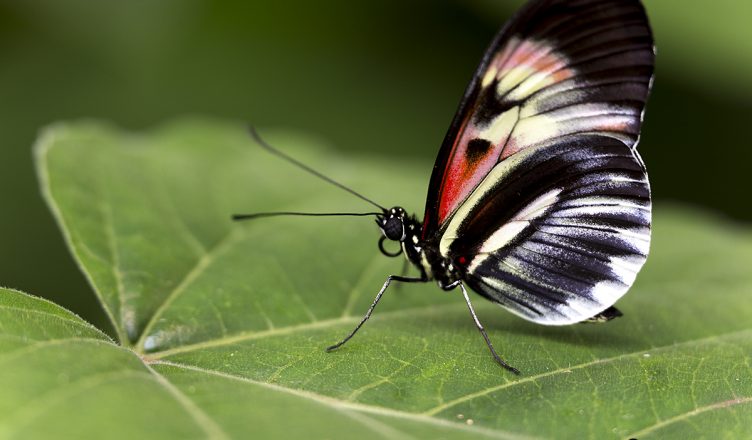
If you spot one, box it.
[422,0,655,324]
[422,0,654,233]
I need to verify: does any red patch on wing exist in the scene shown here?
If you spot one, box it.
[438,122,507,224]
[436,39,574,226]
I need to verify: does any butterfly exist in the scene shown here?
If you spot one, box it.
[236,0,655,374]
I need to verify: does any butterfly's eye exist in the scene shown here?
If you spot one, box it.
[382,216,405,241]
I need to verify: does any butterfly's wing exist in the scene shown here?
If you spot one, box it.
[444,135,650,324]
[421,0,654,324]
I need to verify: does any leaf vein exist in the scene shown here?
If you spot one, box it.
[0,337,117,364]
[422,328,752,416]
[33,129,127,343]
[0,306,109,340]
[626,396,752,438]
[99,199,131,341]
[143,363,230,439]
[150,302,464,359]
[136,227,246,352]
[150,359,533,440]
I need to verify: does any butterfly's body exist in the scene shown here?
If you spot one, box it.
[239,0,655,374]
[378,208,458,289]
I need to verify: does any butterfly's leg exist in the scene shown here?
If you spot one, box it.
[453,281,520,375]
[326,275,426,352]
[394,258,411,292]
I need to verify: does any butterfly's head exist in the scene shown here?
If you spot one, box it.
[377,207,407,242]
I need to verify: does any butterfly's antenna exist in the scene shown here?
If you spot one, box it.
[232,211,381,221]
[248,126,386,211]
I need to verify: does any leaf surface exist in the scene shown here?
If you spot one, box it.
[13,119,752,438]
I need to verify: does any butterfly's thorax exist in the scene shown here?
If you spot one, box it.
[400,215,461,290]
[421,242,462,290]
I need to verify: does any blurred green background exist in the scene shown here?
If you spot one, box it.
[1,0,750,333]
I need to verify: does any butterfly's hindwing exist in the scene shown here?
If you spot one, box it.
[439,135,650,324]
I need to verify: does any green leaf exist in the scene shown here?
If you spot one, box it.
[13,118,752,438]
